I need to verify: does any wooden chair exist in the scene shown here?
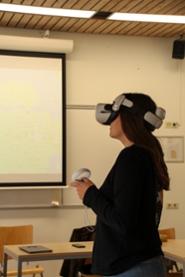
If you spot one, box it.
[159,228,176,240]
[159,228,183,277]
[60,226,101,277]
[0,225,44,276]
[167,272,183,277]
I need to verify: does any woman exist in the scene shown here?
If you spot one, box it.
[72,93,170,277]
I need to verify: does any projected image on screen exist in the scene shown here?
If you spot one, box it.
[0,51,66,188]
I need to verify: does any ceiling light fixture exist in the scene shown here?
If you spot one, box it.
[0,3,96,18]
[108,12,185,24]
[1,3,185,24]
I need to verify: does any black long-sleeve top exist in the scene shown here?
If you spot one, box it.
[83,145,163,276]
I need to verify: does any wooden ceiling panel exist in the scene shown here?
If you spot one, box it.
[118,22,141,36]
[111,21,133,35]
[21,0,35,6]
[78,18,101,33]
[1,12,14,27]
[123,22,149,36]
[16,14,33,28]
[91,20,113,34]
[136,1,161,14]
[51,1,68,9]
[41,0,56,7]
[2,0,12,3]
[1,0,185,37]
[97,0,127,12]
[24,14,42,28]
[161,1,185,15]
[126,0,155,13]
[84,19,107,33]
[33,15,52,29]
[7,13,23,27]
[57,17,79,31]
[11,0,23,4]
[101,21,123,34]
[32,0,46,6]
[42,16,61,29]
[160,24,185,38]
[70,18,91,32]
[72,0,98,10]
[51,17,70,31]
[129,22,158,36]
[81,0,100,10]
[66,18,89,32]
[62,0,85,9]
[148,23,179,37]
[91,0,115,11]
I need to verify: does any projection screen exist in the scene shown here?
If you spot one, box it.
[0,50,66,189]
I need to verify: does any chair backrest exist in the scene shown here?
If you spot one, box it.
[0,225,33,263]
[158,228,176,239]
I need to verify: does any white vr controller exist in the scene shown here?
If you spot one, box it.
[72,168,91,182]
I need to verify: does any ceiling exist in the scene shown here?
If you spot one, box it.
[1,0,185,38]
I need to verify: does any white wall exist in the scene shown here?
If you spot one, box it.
[0,27,185,276]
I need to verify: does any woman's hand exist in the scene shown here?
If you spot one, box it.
[71,178,94,200]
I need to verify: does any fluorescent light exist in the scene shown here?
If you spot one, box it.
[1,3,185,24]
[0,3,96,18]
[108,12,185,24]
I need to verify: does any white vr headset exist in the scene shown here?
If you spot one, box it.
[95,94,166,131]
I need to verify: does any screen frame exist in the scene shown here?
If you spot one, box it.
[0,49,66,189]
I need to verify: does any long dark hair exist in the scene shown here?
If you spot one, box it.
[119,93,170,191]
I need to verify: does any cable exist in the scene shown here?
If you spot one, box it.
[84,206,95,232]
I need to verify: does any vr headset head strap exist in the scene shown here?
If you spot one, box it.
[112,93,165,130]
[95,93,166,131]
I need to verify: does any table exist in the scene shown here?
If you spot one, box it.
[3,239,185,277]
[3,241,93,277]
[162,239,185,277]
